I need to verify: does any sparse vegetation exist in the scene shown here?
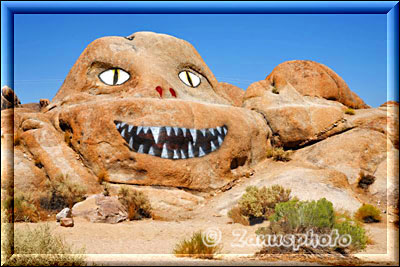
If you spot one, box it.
[355,204,382,223]
[271,86,279,94]
[41,173,87,210]
[97,168,110,185]
[228,185,291,225]
[345,108,356,115]
[6,224,86,266]
[173,231,222,259]
[256,198,368,253]
[102,183,111,197]
[2,191,40,223]
[357,171,376,189]
[266,147,292,162]
[117,186,152,220]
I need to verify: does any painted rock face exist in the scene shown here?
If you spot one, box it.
[48,32,270,191]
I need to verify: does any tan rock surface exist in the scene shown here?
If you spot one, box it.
[215,82,244,107]
[266,60,368,109]
[244,80,351,148]
[1,85,21,110]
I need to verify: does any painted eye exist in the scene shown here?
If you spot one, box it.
[99,68,130,86]
[178,70,201,88]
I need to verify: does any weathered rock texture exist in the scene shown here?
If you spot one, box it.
[1,31,397,223]
[243,80,352,148]
[1,86,21,110]
[265,60,369,109]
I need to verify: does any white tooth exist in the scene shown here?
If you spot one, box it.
[188,142,194,158]
[138,144,144,153]
[173,149,179,159]
[165,126,172,136]
[216,126,222,135]
[116,122,121,129]
[211,141,217,152]
[128,125,133,132]
[129,137,133,149]
[200,129,206,136]
[182,128,187,137]
[199,146,206,157]
[180,149,186,159]
[143,126,149,134]
[120,122,126,128]
[190,129,197,143]
[148,146,155,156]
[218,136,223,146]
[136,126,143,135]
[173,127,179,136]
[161,143,169,159]
[223,126,227,135]
[121,129,126,137]
[209,128,215,136]
[150,127,161,144]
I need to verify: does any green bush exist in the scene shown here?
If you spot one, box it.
[266,147,292,162]
[173,231,222,259]
[257,198,368,253]
[6,224,86,266]
[355,204,382,223]
[117,186,152,220]
[41,174,87,210]
[228,185,291,225]
[334,219,368,251]
[269,198,335,231]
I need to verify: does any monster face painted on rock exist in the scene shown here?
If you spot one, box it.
[48,32,270,191]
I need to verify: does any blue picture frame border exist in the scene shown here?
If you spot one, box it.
[1,1,399,264]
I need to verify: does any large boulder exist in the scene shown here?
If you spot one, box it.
[265,60,369,109]
[1,86,21,110]
[243,79,352,148]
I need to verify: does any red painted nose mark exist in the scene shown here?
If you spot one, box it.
[169,88,177,98]
[155,86,163,97]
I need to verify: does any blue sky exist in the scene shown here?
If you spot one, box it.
[11,13,388,107]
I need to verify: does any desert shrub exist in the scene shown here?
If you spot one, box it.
[41,174,87,210]
[97,168,110,185]
[269,198,335,231]
[271,86,279,94]
[355,204,382,223]
[357,171,376,189]
[344,108,355,115]
[266,147,291,162]
[228,185,291,225]
[6,224,86,266]
[257,198,368,253]
[102,183,111,197]
[173,231,222,259]
[117,186,152,220]
[227,206,250,226]
[334,219,368,251]
[1,192,40,223]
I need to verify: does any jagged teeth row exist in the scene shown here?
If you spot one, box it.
[115,123,228,145]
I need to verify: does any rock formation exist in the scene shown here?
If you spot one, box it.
[1,31,398,222]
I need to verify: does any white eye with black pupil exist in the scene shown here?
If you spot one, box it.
[99,68,130,86]
[178,70,201,88]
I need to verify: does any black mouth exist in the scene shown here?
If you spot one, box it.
[114,121,228,160]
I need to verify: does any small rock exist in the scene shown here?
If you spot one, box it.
[56,208,71,222]
[60,217,74,227]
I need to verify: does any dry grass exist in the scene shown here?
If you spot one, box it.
[228,206,250,226]
[173,231,222,259]
[97,168,110,185]
[5,224,86,266]
[345,108,356,115]
[41,173,87,210]
[266,147,292,162]
[117,186,152,220]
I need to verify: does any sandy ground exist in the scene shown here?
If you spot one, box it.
[12,214,398,266]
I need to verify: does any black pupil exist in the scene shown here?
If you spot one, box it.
[113,69,119,85]
[185,71,194,87]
